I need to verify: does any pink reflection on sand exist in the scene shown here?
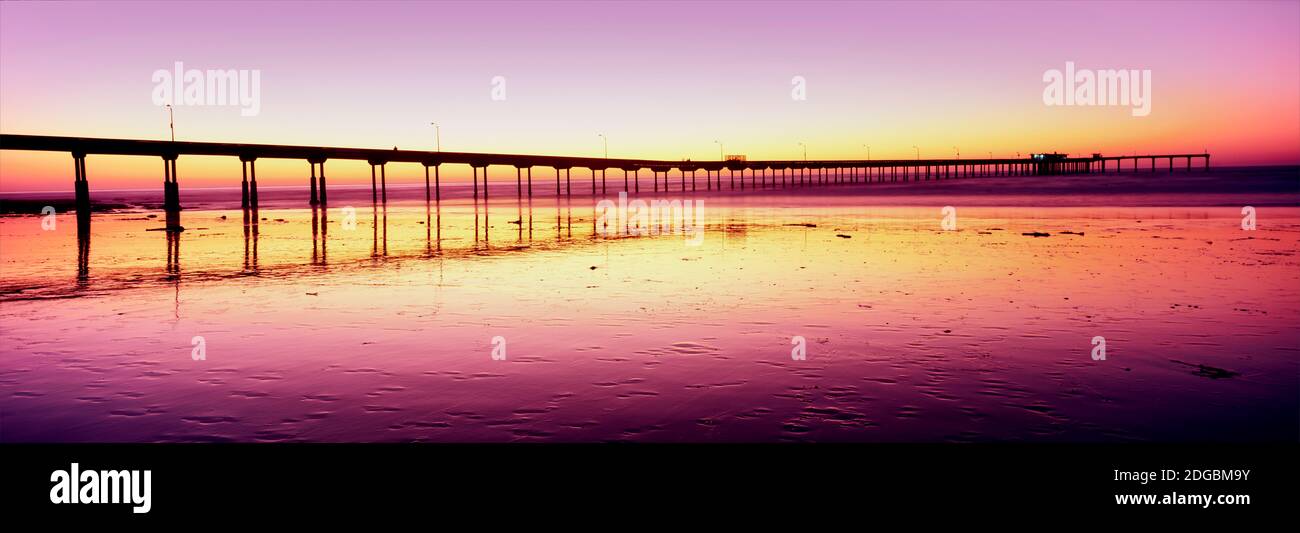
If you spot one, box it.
[1,171,1298,442]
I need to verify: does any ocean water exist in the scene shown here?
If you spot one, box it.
[1,169,1297,442]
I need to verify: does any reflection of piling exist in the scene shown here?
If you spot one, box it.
[311,205,320,264]
[241,208,258,272]
[318,206,328,264]
[165,210,181,276]
[76,217,90,285]
[372,206,389,257]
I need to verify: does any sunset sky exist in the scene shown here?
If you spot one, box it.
[1,0,1298,192]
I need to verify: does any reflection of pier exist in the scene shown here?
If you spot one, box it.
[61,189,662,291]
[1,134,1211,220]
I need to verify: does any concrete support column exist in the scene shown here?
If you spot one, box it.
[162,156,180,213]
[370,163,378,204]
[72,153,90,218]
[309,161,319,205]
[318,161,328,205]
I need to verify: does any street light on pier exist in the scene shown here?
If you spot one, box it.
[430,122,441,152]
[165,104,174,142]
[598,133,607,159]
[864,144,871,160]
[913,145,920,160]
[798,142,807,161]
[714,140,723,161]
[953,146,960,159]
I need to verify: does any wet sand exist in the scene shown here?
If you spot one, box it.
[1,169,1298,442]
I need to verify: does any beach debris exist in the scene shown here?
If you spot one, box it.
[589,266,598,270]
[1170,359,1239,379]
[306,292,318,296]
[508,219,521,225]
[784,223,817,228]
[1060,231,1084,236]
[835,234,852,239]
[1021,231,1051,237]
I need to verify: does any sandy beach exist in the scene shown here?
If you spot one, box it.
[2,169,1296,442]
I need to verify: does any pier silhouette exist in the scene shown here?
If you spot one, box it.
[1,134,1211,221]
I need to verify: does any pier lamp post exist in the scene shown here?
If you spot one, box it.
[165,104,175,142]
[714,140,723,161]
[799,142,807,161]
[598,133,607,159]
[864,144,871,160]
[430,123,441,152]
[953,146,960,160]
[913,145,920,160]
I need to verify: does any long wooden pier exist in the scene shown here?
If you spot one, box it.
[1,134,1211,217]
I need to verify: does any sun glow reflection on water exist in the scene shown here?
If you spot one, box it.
[1,193,1297,442]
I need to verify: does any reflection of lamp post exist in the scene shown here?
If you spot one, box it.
[714,140,723,161]
[430,122,440,152]
[864,144,871,160]
[799,142,807,161]
[912,145,919,160]
[598,133,607,158]
[165,104,175,142]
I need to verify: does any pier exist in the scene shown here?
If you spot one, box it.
[1,134,1211,219]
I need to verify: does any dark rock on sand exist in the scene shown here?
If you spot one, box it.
[1171,359,1240,379]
